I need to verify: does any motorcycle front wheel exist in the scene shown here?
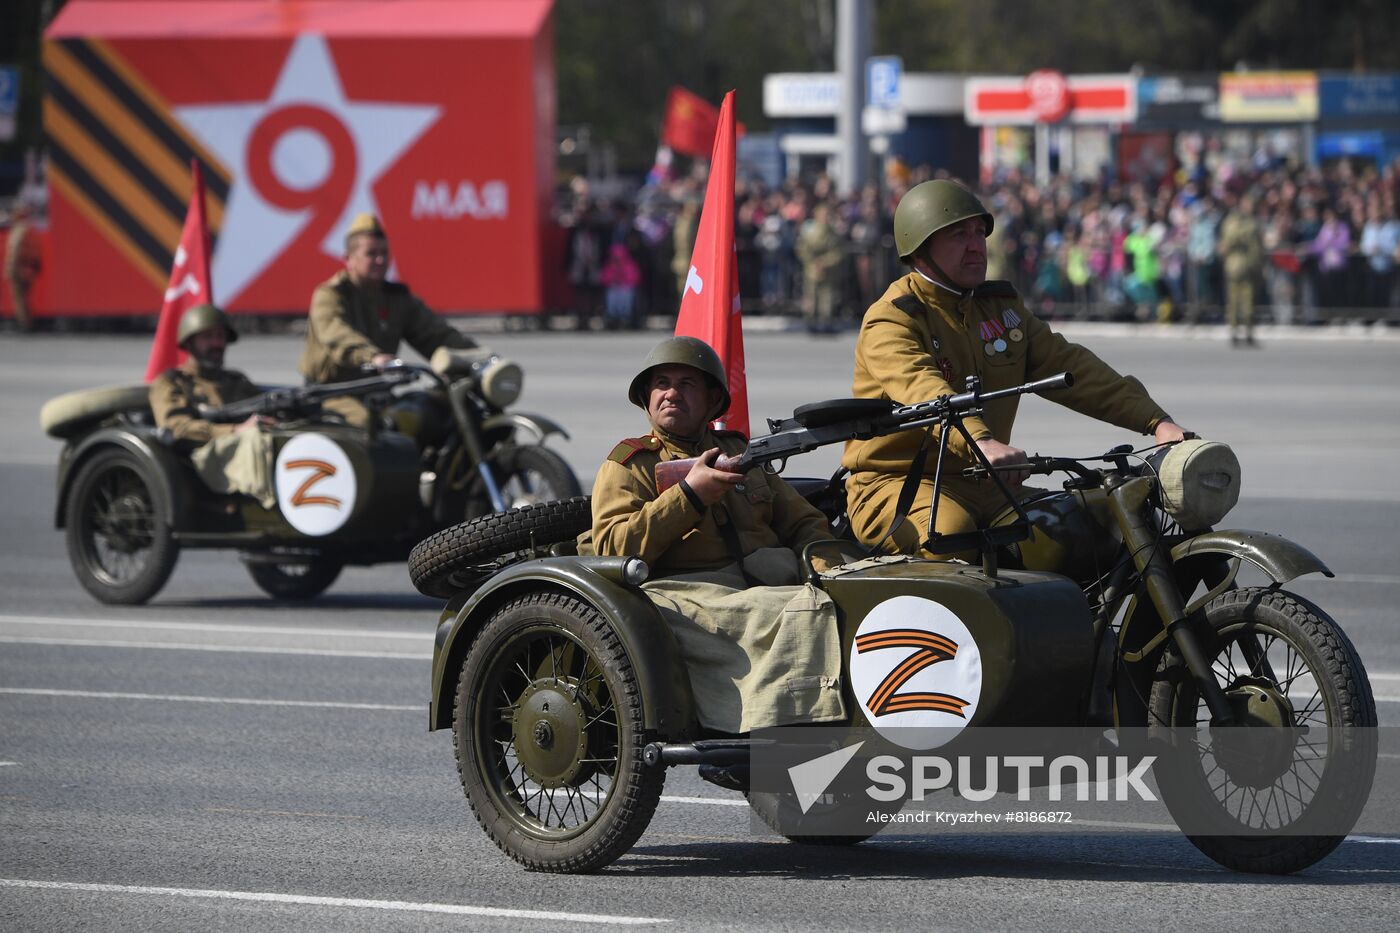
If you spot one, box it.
[454,591,665,873]
[1150,586,1377,874]
[494,445,582,511]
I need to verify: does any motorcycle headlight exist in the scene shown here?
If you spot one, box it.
[478,358,523,408]
[1157,440,1241,530]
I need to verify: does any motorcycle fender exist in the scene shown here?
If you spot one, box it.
[54,428,194,530]
[480,411,571,444]
[1170,529,1332,585]
[429,556,696,740]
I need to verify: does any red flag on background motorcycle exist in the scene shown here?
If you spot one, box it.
[661,86,746,159]
[144,161,213,382]
[674,89,749,437]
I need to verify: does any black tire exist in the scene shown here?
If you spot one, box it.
[1150,587,1377,874]
[496,444,583,510]
[453,591,665,872]
[408,496,592,598]
[65,448,178,605]
[246,556,343,600]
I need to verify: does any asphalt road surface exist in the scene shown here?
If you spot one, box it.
[2,324,1398,931]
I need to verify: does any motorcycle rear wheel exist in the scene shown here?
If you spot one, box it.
[65,448,178,605]
[454,591,664,872]
[245,556,343,600]
[1150,586,1377,874]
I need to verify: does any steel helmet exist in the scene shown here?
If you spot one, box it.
[627,336,730,419]
[176,303,238,348]
[893,179,995,259]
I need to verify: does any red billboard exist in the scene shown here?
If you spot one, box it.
[42,0,556,317]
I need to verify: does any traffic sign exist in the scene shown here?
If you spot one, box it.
[866,56,903,110]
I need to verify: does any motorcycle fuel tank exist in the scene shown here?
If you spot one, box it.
[820,560,1096,731]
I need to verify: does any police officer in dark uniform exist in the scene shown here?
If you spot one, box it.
[842,180,1188,558]
[299,213,477,428]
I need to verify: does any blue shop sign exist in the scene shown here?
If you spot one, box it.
[1319,75,1400,118]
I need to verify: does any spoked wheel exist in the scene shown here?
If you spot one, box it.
[65,448,178,605]
[495,445,582,510]
[454,592,664,872]
[245,554,343,600]
[1150,587,1377,874]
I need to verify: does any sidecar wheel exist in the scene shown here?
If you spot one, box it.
[1150,587,1377,874]
[408,496,592,598]
[453,591,665,873]
[246,556,343,600]
[65,448,178,605]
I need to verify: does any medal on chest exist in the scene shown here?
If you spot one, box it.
[1002,308,1024,343]
[980,318,1007,356]
[936,356,956,382]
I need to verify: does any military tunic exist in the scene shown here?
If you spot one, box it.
[299,270,476,385]
[149,358,261,449]
[149,358,275,506]
[592,428,834,577]
[842,272,1170,555]
[591,427,845,732]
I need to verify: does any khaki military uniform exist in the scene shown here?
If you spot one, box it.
[149,358,275,506]
[1218,211,1264,341]
[795,217,844,330]
[4,219,39,331]
[591,427,845,732]
[299,270,476,427]
[842,273,1170,557]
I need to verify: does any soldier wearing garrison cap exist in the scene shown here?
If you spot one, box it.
[842,179,1190,559]
[589,337,845,739]
[149,304,277,507]
[300,212,478,428]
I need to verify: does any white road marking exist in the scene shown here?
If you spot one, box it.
[0,614,430,641]
[661,794,748,808]
[0,636,429,660]
[1347,836,1400,845]
[0,879,670,924]
[0,688,419,712]
[0,761,18,767]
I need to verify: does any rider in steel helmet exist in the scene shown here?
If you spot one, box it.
[627,335,730,421]
[176,303,239,349]
[893,179,995,261]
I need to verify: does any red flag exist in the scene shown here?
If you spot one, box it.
[674,90,749,437]
[144,161,213,382]
[661,86,747,159]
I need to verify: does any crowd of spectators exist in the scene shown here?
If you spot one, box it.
[554,152,1400,330]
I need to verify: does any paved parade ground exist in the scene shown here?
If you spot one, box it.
[1,325,1398,930]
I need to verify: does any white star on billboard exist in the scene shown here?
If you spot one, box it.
[176,34,440,304]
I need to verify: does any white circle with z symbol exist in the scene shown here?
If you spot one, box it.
[275,433,357,536]
[849,595,983,750]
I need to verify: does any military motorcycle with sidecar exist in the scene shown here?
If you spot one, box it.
[408,372,1376,875]
[42,349,580,604]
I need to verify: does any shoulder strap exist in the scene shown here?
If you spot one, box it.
[973,280,1019,298]
[890,294,925,317]
[607,435,661,465]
